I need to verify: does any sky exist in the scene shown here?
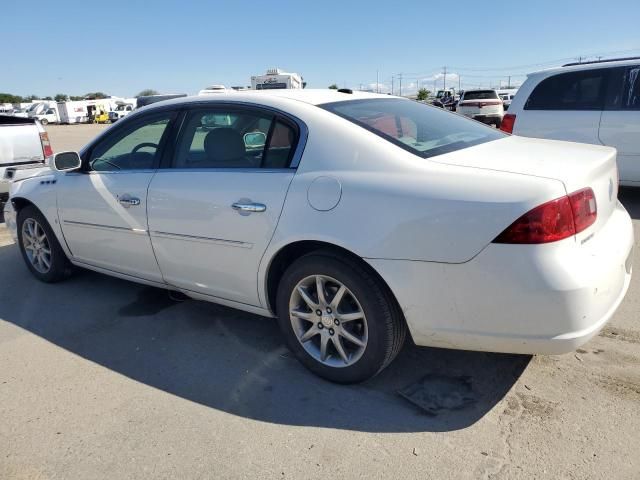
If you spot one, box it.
[2,0,640,98]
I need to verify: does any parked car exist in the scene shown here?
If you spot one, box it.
[3,90,633,383]
[108,103,135,122]
[502,57,640,186]
[498,92,517,110]
[33,107,59,125]
[12,108,30,118]
[457,89,504,127]
[0,115,52,204]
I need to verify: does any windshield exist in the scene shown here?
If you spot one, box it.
[321,98,504,159]
[462,90,499,100]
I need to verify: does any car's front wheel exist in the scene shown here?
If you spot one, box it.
[17,205,73,282]
[276,251,407,383]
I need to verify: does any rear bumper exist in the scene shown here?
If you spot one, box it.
[368,201,634,355]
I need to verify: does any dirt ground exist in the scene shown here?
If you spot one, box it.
[0,124,638,479]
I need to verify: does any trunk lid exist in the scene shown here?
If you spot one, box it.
[432,135,620,240]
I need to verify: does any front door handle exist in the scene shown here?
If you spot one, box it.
[118,195,141,208]
[232,202,266,213]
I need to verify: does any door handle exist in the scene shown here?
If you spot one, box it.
[232,202,266,213]
[118,195,141,207]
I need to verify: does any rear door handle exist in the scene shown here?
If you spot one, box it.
[118,195,141,207]
[232,202,266,213]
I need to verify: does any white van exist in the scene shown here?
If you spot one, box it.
[503,57,640,186]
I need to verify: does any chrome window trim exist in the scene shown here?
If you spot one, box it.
[152,168,296,174]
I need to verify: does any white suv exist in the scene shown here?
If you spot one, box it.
[456,89,504,127]
[502,57,640,186]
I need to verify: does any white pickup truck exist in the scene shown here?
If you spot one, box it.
[0,116,52,206]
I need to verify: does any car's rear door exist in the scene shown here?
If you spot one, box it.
[58,111,176,282]
[599,64,640,185]
[147,104,302,306]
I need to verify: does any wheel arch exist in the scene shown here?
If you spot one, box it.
[11,196,38,213]
[264,240,405,323]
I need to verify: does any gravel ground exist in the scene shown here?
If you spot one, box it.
[0,125,638,479]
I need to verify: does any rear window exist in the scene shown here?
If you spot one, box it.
[321,98,504,159]
[525,69,607,110]
[463,90,499,100]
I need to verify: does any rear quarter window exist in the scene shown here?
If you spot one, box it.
[525,69,607,110]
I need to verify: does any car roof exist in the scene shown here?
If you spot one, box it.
[141,89,393,112]
[530,57,640,77]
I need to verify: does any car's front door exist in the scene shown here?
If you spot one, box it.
[599,65,640,185]
[147,105,301,306]
[58,111,176,282]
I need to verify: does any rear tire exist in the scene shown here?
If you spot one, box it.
[276,251,407,383]
[17,205,73,283]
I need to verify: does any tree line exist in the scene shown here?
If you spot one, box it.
[0,89,159,104]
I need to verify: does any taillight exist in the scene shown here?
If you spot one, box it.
[500,113,516,133]
[493,188,597,244]
[569,188,597,233]
[40,132,53,158]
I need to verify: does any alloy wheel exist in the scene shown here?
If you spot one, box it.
[22,218,52,274]
[289,275,368,368]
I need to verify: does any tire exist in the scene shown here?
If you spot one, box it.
[40,119,48,125]
[17,205,73,283]
[276,251,407,383]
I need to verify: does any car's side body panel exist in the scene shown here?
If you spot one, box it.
[147,169,295,306]
[57,171,163,282]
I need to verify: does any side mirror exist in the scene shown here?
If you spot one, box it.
[244,132,267,149]
[52,151,82,172]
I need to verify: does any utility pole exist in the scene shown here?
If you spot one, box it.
[391,75,394,95]
[458,75,461,92]
[398,73,403,97]
[443,66,447,90]
[376,70,379,93]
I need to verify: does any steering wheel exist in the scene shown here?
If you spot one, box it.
[132,142,159,154]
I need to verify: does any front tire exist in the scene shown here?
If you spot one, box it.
[40,119,48,125]
[17,205,73,282]
[276,251,407,383]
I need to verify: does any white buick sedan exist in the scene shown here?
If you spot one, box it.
[3,90,634,383]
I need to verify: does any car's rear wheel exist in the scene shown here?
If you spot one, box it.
[276,251,407,383]
[17,206,73,283]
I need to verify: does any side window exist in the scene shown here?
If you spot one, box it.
[605,65,640,110]
[627,67,640,109]
[90,116,172,172]
[264,120,297,168]
[525,69,607,110]
[174,108,298,169]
